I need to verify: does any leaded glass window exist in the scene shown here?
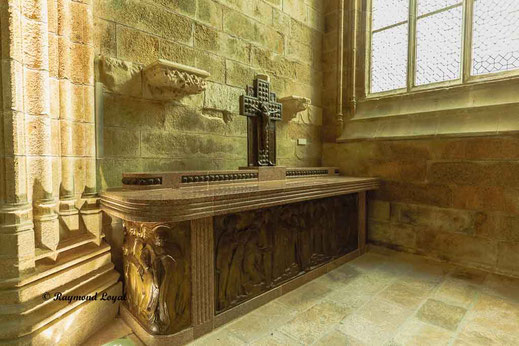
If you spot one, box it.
[472,0,519,75]
[371,24,409,93]
[368,0,519,95]
[415,4,463,86]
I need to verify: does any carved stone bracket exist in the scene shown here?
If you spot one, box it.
[279,96,311,122]
[143,59,210,100]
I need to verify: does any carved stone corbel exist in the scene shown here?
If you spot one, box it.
[278,96,311,122]
[143,59,210,100]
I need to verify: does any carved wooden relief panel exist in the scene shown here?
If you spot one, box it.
[122,221,191,335]
[214,194,359,313]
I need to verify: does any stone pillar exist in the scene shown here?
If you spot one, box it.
[0,0,100,265]
[0,0,36,279]
[0,0,120,344]
[57,0,98,240]
[19,0,60,257]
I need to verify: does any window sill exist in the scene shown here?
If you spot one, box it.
[357,77,519,119]
[339,76,519,142]
[337,102,519,142]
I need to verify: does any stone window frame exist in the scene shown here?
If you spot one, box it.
[338,0,519,141]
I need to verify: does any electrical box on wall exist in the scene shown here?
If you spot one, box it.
[297,138,307,146]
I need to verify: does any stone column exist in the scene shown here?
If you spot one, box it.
[23,0,61,258]
[0,0,120,343]
[55,0,78,236]
[0,0,36,279]
[0,0,99,267]
[57,0,98,241]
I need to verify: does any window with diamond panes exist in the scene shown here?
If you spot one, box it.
[472,0,519,76]
[370,0,409,93]
[368,0,519,95]
[415,2,463,86]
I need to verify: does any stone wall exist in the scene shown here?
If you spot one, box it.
[1,0,102,278]
[324,136,519,277]
[93,0,326,190]
[0,0,120,343]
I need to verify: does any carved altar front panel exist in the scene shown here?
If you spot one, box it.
[214,194,359,313]
[122,221,191,335]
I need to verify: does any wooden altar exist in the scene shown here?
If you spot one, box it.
[100,167,379,345]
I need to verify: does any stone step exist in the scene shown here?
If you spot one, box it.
[9,282,122,346]
[0,270,120,339]
[0,241,113,289]
[34,232,105,261]
[0,260,115,311]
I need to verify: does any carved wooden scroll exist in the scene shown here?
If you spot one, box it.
[122,221,191,335]
[214,194,359,313]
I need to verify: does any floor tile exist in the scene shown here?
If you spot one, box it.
[464,294,519,336]
[377,282,429,309]
[249,331,301,346]
[347,253,387,272]
[416,299,467,331]
[337,315,394,345]
[406,261,451,285]
[225,301,295,342]
[432,278,479,308]
[374,255,416,276]
[84,249,519,346]
[83,318,133,346]
[276,281,331,313]
[278,301,350,344]
[337,270,395,297]
[355,297,413,332]
[399,275,440,293]
[324,271,378,309]
[314,329,367,346]
[190,327,244,346]
[391,318,453,346]
[314,265,360,289]
[325,289,371,312]
[332,263,364,278]
[456,318,519,346]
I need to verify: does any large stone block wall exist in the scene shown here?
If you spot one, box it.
[93,0,326,189]
[0,0,121,344]
[324,136,519,277]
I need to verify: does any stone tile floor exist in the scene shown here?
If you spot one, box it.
[84,247,519,345]
[83,317,144,346]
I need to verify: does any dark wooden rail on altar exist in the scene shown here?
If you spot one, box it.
[100,167,379,345]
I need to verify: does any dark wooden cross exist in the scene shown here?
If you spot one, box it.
[240,75,283,166]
